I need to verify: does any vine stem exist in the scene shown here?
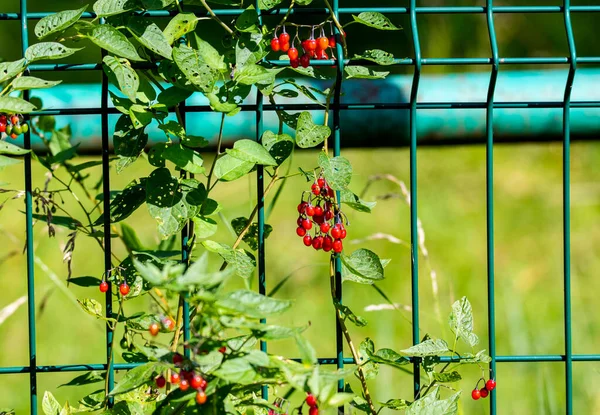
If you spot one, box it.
[104,296,123,405]
[329,257,377,415]
[199,0,235,35]
[277,0,295,28]
[206,112,226,192]
[322,80,336,156]
[323,0,348,56]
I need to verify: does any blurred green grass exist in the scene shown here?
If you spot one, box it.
[1,142,599,414]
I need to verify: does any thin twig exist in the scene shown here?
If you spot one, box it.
[200,0,235,35]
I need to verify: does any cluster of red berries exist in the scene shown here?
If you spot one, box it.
[296,175,347,253]
[270,25,337,68]
[155,354,210,405]
[305,393,319,415]
[147,317,176,336]
[472,378,496,400]
[0,114,29,139]
[99,280,130,297]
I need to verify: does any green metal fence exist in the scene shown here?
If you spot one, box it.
[1,1,600,414]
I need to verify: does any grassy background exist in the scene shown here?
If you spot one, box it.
[0,142,599,414]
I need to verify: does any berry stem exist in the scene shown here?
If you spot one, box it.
[322,0,348,56]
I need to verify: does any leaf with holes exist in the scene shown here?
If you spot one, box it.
[214,154,255,182]
[103,56,139,101]
[163,144,205,174]
[0,97,37,114]
[202,240,256,280]
[127,16,173,60]
[227,139,277,166]
[318,153,352,190]
[235,63,282,86]
[407,390,460,415]
[261,130,294,165]
[381,399,410,411]
[173,44,218,93]
[85,25,143,62]
[236,7,260,33]
[231,217,273,251]
[339,189,376,213]
[163,13,198,45]
[77,298,104,319]
[432,371,462,383]
[93,0,137,17]
[25,42,81,62]
[401,339,449,357]
[353,49,395,65]
[341,249,384,284]
[296,112,331,148]
[0,59,26,83]
[11,76,62,91]
[113,115,147,157]
[196,36,227,71]
[258,0,283,7]
[345,66,389,80]
[94,183,146,225]
[449,296,479,347]
[352,12,400,30]
[35,6,87,39]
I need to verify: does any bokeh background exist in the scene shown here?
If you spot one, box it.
[1,0,599,414]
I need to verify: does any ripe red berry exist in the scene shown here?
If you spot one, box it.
[181,370,193,381]
[179,378,190,391]
[325,210,334,221]
[316,49,328,60]
[333,239,343,253]
[471,389,481,400]
[331,225,342,239]
[281,42,290,52]
[297,201,308,213]
[99,281,109,293]
[300,54,310,68]
[322,235,333,252]
[196,390,207,405]
[312,236,323,250]
[301,39,309,52]
[317,36,329,50]
[149,322,160,336]
[307,39,317,51]
[0,123,5,133]
[306,394,317,407]
[170,372,180,384]
[173,353,183,366]
[328,35,336,48]
[219,346,227,353]
[155,375,166,388]
[10,133,17,139]
[328,187,334,197]
[486,379,496,391]
[0,115,6,123]
[296,226,307,237]
[164,317,175,331]
[317,178,325,188]
[270,38,280,52]
[10,115,18,125]
[313,214,324,224]
[313,206,323,216]
[290,58,299,68]
[191,375,205,390]
[303,235,312,246]
[301,219,312,230]
[480,387,489,398]
[288,47,299,60]
[119,283,130,296]
[320,223,330,233]
[297,217,304,227]
[340,229,347,239]
[309,407,319,415]
[311,183,320,195]
[279,32,290,44]
[306,205,315,216]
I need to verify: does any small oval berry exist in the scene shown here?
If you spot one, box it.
[21,123,28,134]
[297,217,304,227]
[311,183,320,195]
[328,35,336,48]
[303,235,312,246]
[290,58,300,68]
[320,223,330,233]
[306,394,317,407]
[296,226,307,237]
[486,379,496,391]
[219,346,227,353]
[325,210,334,221]
[300,54,310,68]
[0,123,5,133]
[149,322,160,336]
[164,317,175,331]
[288,47,299,60]
[279,32,290,44]
[301,39,309,52]
[309,407,319,415]
[331,225,342,239]
[307,39,317,51]
[333,239,343,253]
[196,390,207,405]
[119,283,130,296]
[312,236,323,250]
[181,370,193,381]
[340,228,347,239]
[13,125,22,135]
[313,206,323,216]
[317,36,329,50]
[317,178,326,188]
[179,378,190,391]
[173,353,183,366]
[10,133,18,139]
[301,219,312,230]
[471,389,481,400]
[170,372,180,384]
[306,205,315,216]
[191,375,205,390]
[99,281,109,293]
[198,378,207,390]
[297,201,308,213]
[10,115,19,125]
[281,42,290,52]
[155,375,166,388]
[480,387,489,398]
[0,115,6,123]
[270,38,280,52]
[313,214,324,224]
[5,125,12,135]
[322,235,333,252]
[317,49,328,60]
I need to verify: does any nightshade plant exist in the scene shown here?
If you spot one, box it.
[0,1,493,413]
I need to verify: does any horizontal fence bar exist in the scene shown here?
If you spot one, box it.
[2,6,600,20]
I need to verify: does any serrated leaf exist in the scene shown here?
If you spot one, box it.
[103,56,139,101]
[127,16,173,60]
[0,59,26,83]
[296,112,331,148]
[35,6,87,39]
[163,13,198,45]
[345,66,389,80]
[173,44,218,93]
[341,249,384,284]
[0,96,37,114]
[401,339,449,357]
[108,363,157,396]
[227,139,277,166]
[353,49,395,65]
[93,0,136,17]
[85,25,143,62]
[214,154,255,181]
[11,76,62,91]
[319,153,352,190]
[25,42,81,62]
[353,12,400,30]
[163,144,205,174]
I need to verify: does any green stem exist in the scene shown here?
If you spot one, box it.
[206,112,226,192]
[199,0,235,35]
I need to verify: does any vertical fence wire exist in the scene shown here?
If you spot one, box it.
[562,0,576,413]
[408,0,422,399]
[19,0,37,413]
[485,1,499,413]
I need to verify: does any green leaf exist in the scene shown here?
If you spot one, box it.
[172,44,218,93]
[258,0,283,8]
[182,135,208,149]
[42,392,61,415]
[59,371,104,387]
[85,25,143,62]
[339,189,376,213]
[95,183,146,225]
[35,6,87,39]
[77,298,104,319]
[25,42,81,62]
[449,296,479,347]
[103,56,139,101]
[121,223,145,252]
[217,289,292,318]
[353,49,395,65]
[207,93,239,114]
[380,399,411,410]
[407,390,460,415]
[295,333,317,365]
[400,339,449,357]
[196,37,227,71]
[11,76,62,91]
[369,348,410,369]
[0,155,20,169]
[214,154,255,182]
[127,16,173,60]
[173,253,232,290]
[335,301,367,327]
[290,65,329,80]
[345,66,389,80]
[202,240,255,279]
[235,63,281,86]
[93,0,136,17]
[163,144,205,174]
[0,141,29,156]
[113,115,147,157]
[0,96,37,114]
[67,276,102,287]
[227,139,277,166]
[296,111,331,148]
[236,7,259,33]
[108,363,157,396]
[157,86,193,108]
[0,59,26,83]
[318,153,352,190]
[230,217,273,251]
[261,130,294,165]
[214,358,257,384]
[352,12,400,30]
[432,371,461,383]
[129,104,153,128]
[163,13,198,45]
[141,0,176,8]
[341,249,384,284]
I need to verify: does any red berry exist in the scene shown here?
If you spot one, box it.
[303,235,312,246]
[316,49,328,60]
[164,317,175,331]
[191,375,204,389]
[0,123,5,133]
[325,210,334,221]
[198,378,207,390]
[281,42,290,52]
[320,223,330,233]
[328,187,334,197]
[307,39,317,51]
[10,115,18,125]
[311,183,320,195]
[297,201,308,213]
[119,283,130,296]
[331,225,342,239]
[271,38,280,52]
[149,322,160,336]
[301,39,309,52]
[309,407,319,415]
[317,36,329,50]
[10,133,17,139]
[155,375,166,388]
[181,370,193,381]
[486,379,496,391]
[480,387,489,398]
[306,205,315,216]
[290,58,299,68]
[317,178,325,188]
[333,239,343,253]
[99,281,109,293]
[219,346,227,353]
[312,236,323,250]
[471,389,481,400]
[196,390,207,405]
[328,35,336,48]
[288,47,299,60]
[279,32,290,44]
[296,226,307,237]
[297,217,304,227]
[0,115,6,123]
[313,206,323,216]
[301,218,312,230]
[340,228,347,239]
[322,235,333,252]
[306,394,317,407]
[313,214,324,224]
[173,353,183,366]
[300,54,310,68]
[170,372,180,384]
[179,379,189,391]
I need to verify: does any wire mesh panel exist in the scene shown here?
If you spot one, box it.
[0,2,599,414]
